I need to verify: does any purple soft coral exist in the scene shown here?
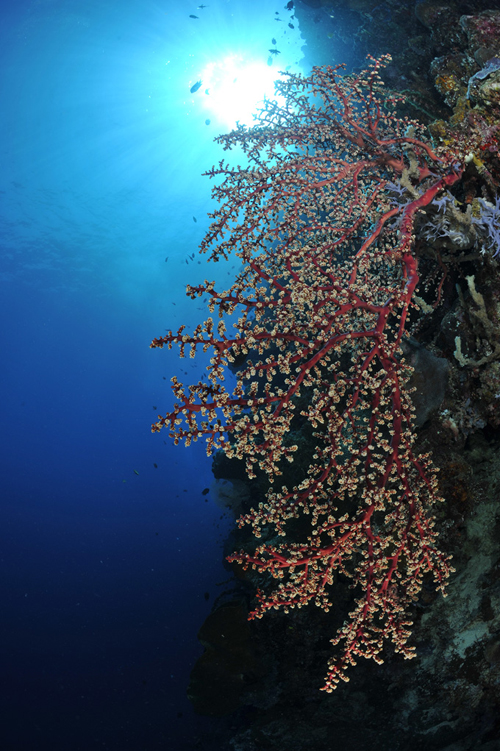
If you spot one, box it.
[472,196,500,257]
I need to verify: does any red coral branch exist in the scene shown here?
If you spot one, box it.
[152,56,460,689]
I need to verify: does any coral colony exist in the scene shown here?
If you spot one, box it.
[151,56,477,690]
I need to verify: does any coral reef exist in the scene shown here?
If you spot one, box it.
[154,5,500,749]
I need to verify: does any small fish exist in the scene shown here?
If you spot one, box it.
[190,80,202,93]
[197,4,208,8]
[204,592,210,601]
[288,22,294,28]
[134,470,139,475]
[153,405,157,410]
[205,88,210,95]
[272,37,276,44]
[202,488,210,496]
[205,118,210,125]
[193,216,197,222]
[164,256,168,262]
[189,15,199,19]
[153,463,158,468]
[285,1,294,9]
[269,48,281,55]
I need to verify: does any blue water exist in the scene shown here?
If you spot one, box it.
[0,0,356,751]
[0,1,310,748]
